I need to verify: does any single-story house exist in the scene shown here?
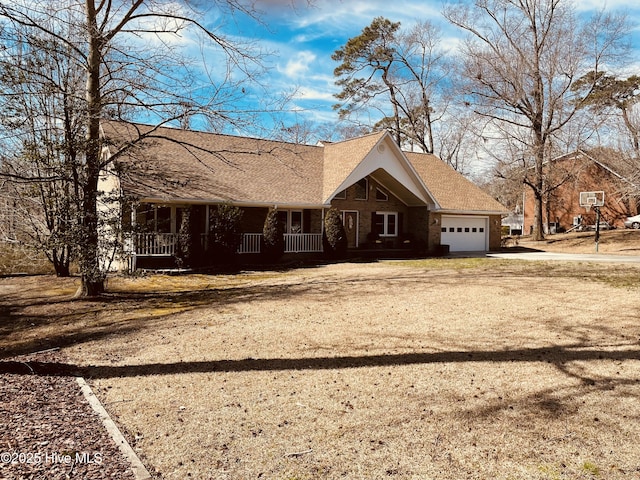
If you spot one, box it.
[523,149,639,234]
[99,121,507,270]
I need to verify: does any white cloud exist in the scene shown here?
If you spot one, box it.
[569,0,639,11]
[280,51,317,78]
[293,86,336,102]
[298,1,439,26]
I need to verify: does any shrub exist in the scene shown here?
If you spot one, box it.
[262,207,284,261]
[208,203,243,264]
[323,207,348,257]
[174,207,194,268]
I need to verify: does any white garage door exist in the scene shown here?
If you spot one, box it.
[441,216,488,252]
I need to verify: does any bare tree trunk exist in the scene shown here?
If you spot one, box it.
[383,70,402,146]
[531,148,546,241]
[532,192,545,241]
[76,0,104,297]
[52,247,70,277]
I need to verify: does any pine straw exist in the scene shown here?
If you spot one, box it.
[5,259,640,479]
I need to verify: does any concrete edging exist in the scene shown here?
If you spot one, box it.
[76,377,152,480]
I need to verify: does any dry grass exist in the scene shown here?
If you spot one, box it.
[3,258,639,479]
[518,229,640,255]
[0,242,54,276]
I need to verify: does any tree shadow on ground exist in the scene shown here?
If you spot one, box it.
[1,343,638,380]
[2,261,638,360]
[0,279,327,359]
[3,269,443,360]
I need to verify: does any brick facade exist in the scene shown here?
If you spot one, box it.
[330,175,411,248]
[523,154,638,233]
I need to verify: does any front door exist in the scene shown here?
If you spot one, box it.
[342,211,359,248]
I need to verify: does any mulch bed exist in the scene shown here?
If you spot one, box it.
[0,351,137,480]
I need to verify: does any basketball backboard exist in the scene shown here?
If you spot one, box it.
[579,191,605,211]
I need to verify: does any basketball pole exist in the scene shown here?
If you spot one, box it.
[594,205,601,253]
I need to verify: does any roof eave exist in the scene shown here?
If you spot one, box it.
[134,197,329,209]
[436,208,509,216]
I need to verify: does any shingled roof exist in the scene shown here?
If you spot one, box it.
[321,131,388,201]
[102,121,506,214]
[406,152,507,214]
[102,121,324,207]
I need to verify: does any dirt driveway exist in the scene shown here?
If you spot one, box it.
[3,258,640,479]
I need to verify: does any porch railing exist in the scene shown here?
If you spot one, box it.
[237,233,262,254]
[285,233,323,253]
[134,232,323,256]
[237,233,324,254]
[135,233,177,256]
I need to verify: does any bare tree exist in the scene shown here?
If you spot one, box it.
[444,0,630,240]
[391,20,450,154]
[0,0,268,295]
[0,21,86,276]
[433,109,481,173]
[572,71,640,192]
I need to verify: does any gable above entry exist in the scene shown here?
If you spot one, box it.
[324,134,438,208]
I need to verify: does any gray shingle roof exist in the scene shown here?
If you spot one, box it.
[103,122,324,206]
[322,131,388,201]
[406,152,508,213]
[102,121,506,214]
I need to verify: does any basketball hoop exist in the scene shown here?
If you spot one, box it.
[579,191,605,253]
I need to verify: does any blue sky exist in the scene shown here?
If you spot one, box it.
[193,0,640,138]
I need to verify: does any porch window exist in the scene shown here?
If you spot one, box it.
[290,211,303,233]
[138,204,173,233]
[156,206,172,233]
[374,212,398,237]
[277,209,304,233]
[138,204,155,230]
[354,178,368,200]
[277,210,288,231]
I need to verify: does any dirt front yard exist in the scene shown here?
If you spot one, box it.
[2,258,640,479]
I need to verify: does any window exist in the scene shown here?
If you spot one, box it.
[354,178,368,200]
[374,212,398,237]
[376,188,388,201]
[277,210,288,231]
[290,211,303,234]
[334,189,347,199]
[277,210,304,233]
[138,204,155,230]
[137,204,175,233]
[156,206,172,233]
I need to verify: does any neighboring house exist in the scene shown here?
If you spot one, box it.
[523,150,639,234]
[502,206,524,236]
[99,122,507,270]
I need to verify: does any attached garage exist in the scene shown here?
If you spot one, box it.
[441,215,489,252]
[405,152,508,254]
